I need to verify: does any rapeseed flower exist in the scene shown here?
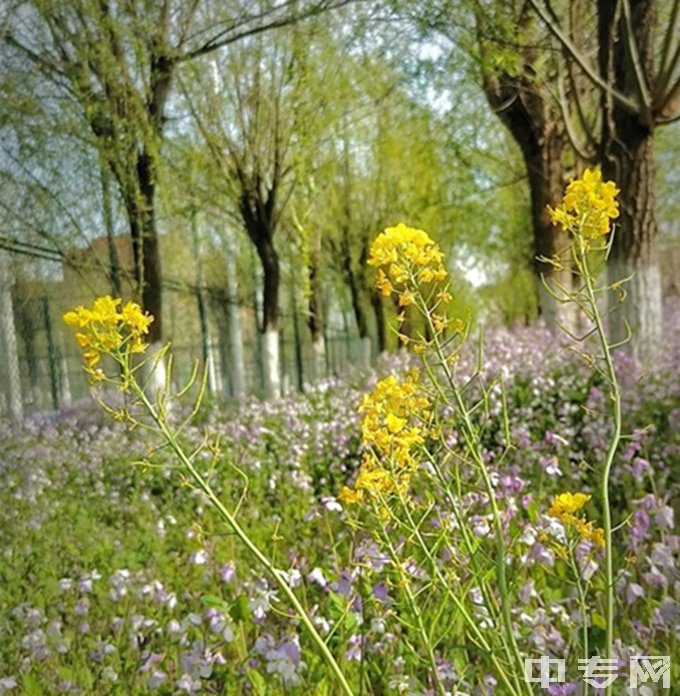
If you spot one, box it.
[548,168,619,240]
[548,491,605,548]
[340,370,429,510]
[368,224,448,296]
[64,296,153,370]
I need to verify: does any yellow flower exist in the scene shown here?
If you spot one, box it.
[121,301,153,335]
[368,223,448,293]
[356,467,394,495]
[340,370,429,509]
[375,269,394,297]
[338,486,364,505]
[92,295,121,323]
[548,491,604,549]
[63,296,154,376]
[548,492,591,518]
[548,168,619,239]
[386,412,406,434]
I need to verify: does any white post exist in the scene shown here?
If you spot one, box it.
[263,327,281,398]
[225,235,246,398]
[359,335,372,371]
[0,252,23,423]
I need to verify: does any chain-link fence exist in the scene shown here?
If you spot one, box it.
[0,241,367,421]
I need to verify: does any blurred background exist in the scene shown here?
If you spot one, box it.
[1,0,679,418]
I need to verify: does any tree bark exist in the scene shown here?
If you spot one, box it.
[340,233,371,369]
[128,150,163,344]
[482,70,577,333]
[370,289,387,354]
[307,229,326,381]
[241,190,281,398]
[598,0,661,363]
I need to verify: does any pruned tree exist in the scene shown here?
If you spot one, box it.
[186,35,307,397]
[2,0,355,351]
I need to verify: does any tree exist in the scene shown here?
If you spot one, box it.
[392,0,593,331]
[0,252,23,423]
[186,33,311,397]
[529,0,680,360]
[2,0,354,351]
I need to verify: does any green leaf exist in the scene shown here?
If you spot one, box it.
[22,674,44,696]
[229,593,250,623]
[201,594,230,613]
[245,668,266,695]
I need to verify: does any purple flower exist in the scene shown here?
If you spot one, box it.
[372,581,390,602]
[219,561,235,583]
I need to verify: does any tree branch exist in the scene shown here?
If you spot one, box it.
[527,0,640,115]
[181,0,357,61]
[620,0,652,116]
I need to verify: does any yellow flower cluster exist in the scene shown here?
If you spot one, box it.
[548,168,619,240]
[368,223,448,301]
[548,492,605,548]
[338,370,429,508]
[63,296,153,368]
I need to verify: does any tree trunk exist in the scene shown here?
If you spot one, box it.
[370,289,387,354]
[525,136,579,333]
[254,234,281,398]
[307,230,326,381]
[129,163,166,398]
[341,243,371,369]
[481,63,577,333]
[101,159,122,297]
[192,210,218,396]
[598,0,661,363]
[130,150,163,344]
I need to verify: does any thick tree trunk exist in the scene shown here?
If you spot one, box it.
[525,136,579,333]
[253,235,281,398]
[598,0,661,363]
[130,150,163,344]
[101,160,122,297]
[481,66,577,333]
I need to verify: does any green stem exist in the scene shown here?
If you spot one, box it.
[394,495,522,696]
[379,525,447,696]
[418,301,529,696]
[134,384,355,696]
[570,546,590,664]
[578,240,621,691]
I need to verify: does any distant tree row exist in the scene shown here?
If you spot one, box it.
[1,0,678,397]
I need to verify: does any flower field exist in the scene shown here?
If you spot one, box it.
[1,312,678,694]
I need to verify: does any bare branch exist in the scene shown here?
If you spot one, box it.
[657,75,680,122]
[181,0,357,61]
[656,0,680,97]
[527,0,640,115]
[620,0,652,114]
[556,66,595,161]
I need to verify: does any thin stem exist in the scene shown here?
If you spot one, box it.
[417,298,530,696]
[577,239,621,692]
[379,524,447,696]
[393,494,522,696]
[132,381,355,696]
[569,545,590,664]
